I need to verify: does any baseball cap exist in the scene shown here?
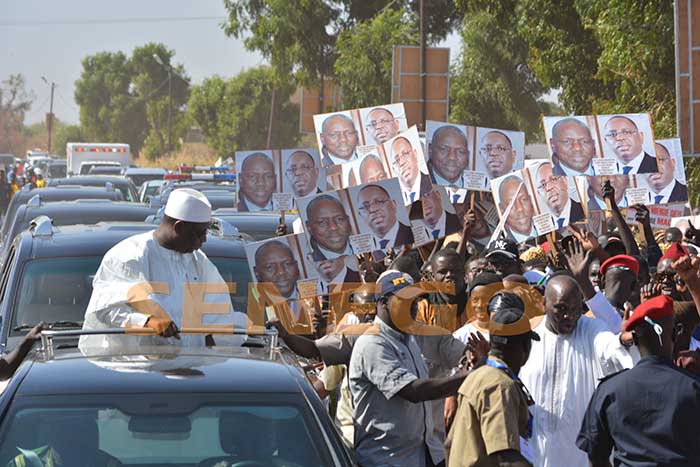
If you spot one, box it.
[375,270,414,300]
[488,292,540,344]
[486,239,519,261]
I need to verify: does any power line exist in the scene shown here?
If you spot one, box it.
[56,88,78,110]
[0,16,227,28]
[26,95,51,118]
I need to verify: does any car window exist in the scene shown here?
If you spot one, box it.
[0,399,330,466]
[209,257,251,315]
[47,165,66,178]
[129,174,164,187]
[11,257,102,333]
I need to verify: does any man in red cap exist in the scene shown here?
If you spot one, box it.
[577,296,700,466]
[600,254,640,315]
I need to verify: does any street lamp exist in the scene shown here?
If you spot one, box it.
[152,54,173,155]
[41,77,56,154]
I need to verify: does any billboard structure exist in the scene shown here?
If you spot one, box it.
[391,46,450,129]
[675,0,700,156]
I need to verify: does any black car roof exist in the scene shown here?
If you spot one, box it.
[14,221,246,259]
[14,346,305,396]
[48,175,132,186]
[9,201,156,242]
[10,186,121,203]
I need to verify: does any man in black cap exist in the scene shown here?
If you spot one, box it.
[485,238,523,277]
[577,295,700,466]
[447,292,539,467]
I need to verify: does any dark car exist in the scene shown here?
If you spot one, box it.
[43,159,67,179]
[124,167,167,188]
[0,220,253,352]
[88,165,123,176]
[1,186,123,243]
[0,344,353,466]
[0,199,157,256]
[47,176,140,202]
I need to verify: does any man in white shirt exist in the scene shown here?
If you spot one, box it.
[320,114,360,166]
[603,115,659,174]
[535,162,584,229]
[238,152,276,212]
[80,189,248,350]
[550,118,597,176]
[519,268,635,467]
[645,142,688,204]
[428,125,469,188]
[357,184,414,250]
[498,175,536,243]
[390,136,432,204]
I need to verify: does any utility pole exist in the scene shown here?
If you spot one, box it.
[419,0,426,131]
[153,54,173,155]
[42,77,55,154]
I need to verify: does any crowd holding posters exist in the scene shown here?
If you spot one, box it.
[575,175,634,212]
[381,126,433,205]
[235,150,278,212]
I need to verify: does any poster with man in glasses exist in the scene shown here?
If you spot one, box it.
[347,178,414,251]
[474,126,525,191]
[381,125,433,205]
[236,150,278,212]
[359,104,407,146]
[281,149,326,207]
[525,161,585,232]
[597,113,659,175]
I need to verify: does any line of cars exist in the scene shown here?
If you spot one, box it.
[0,169,350,466]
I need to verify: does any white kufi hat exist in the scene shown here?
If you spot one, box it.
[164,188,211,223]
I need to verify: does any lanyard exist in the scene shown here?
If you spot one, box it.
[486,359,534,439]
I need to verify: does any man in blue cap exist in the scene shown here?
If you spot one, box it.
[349,270,469,467]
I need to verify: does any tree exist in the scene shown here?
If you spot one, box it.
[334,8,418,108]
[74,51,147,155]
[188,67,299,156]
[54,124,85,156]
[222,0,460,85]
[0,74,34,155]
[74,43,190,159]
[450,2,547,139]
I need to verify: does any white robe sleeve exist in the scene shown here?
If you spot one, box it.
[589,320,635,374]
[585,291,622,333]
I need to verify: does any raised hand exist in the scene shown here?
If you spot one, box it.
[633,204,651,229]
[673,255,699,284]
[620,302,634,347]
[466,331,490,368]
[568,224,600,252]
[640,282,663,302]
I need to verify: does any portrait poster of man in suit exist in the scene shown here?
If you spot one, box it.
[297,191,358,261]
[474,126,525,190]
[313,111,362,168]
[425,121,471,189]
[638,138,688,205]
[349,178,414,251]
[597,113,659,175]
[579,175,631,212]
[245,234,316,329]
[359,103,407,146]
[527,161,585,231]
[382,125,433,205]
[235,150,277,212]
[491,172,538,243]
[418,185,463,241]
[544,116,601,177]
[281,149,326,200]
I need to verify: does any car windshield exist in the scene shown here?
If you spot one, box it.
[0,395,331,466]
[47,164,66,178]
[130,174,164,187]
[11,257,101,334]
[11,257,251,335]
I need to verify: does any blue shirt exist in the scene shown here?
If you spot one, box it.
[577,355,700,466]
